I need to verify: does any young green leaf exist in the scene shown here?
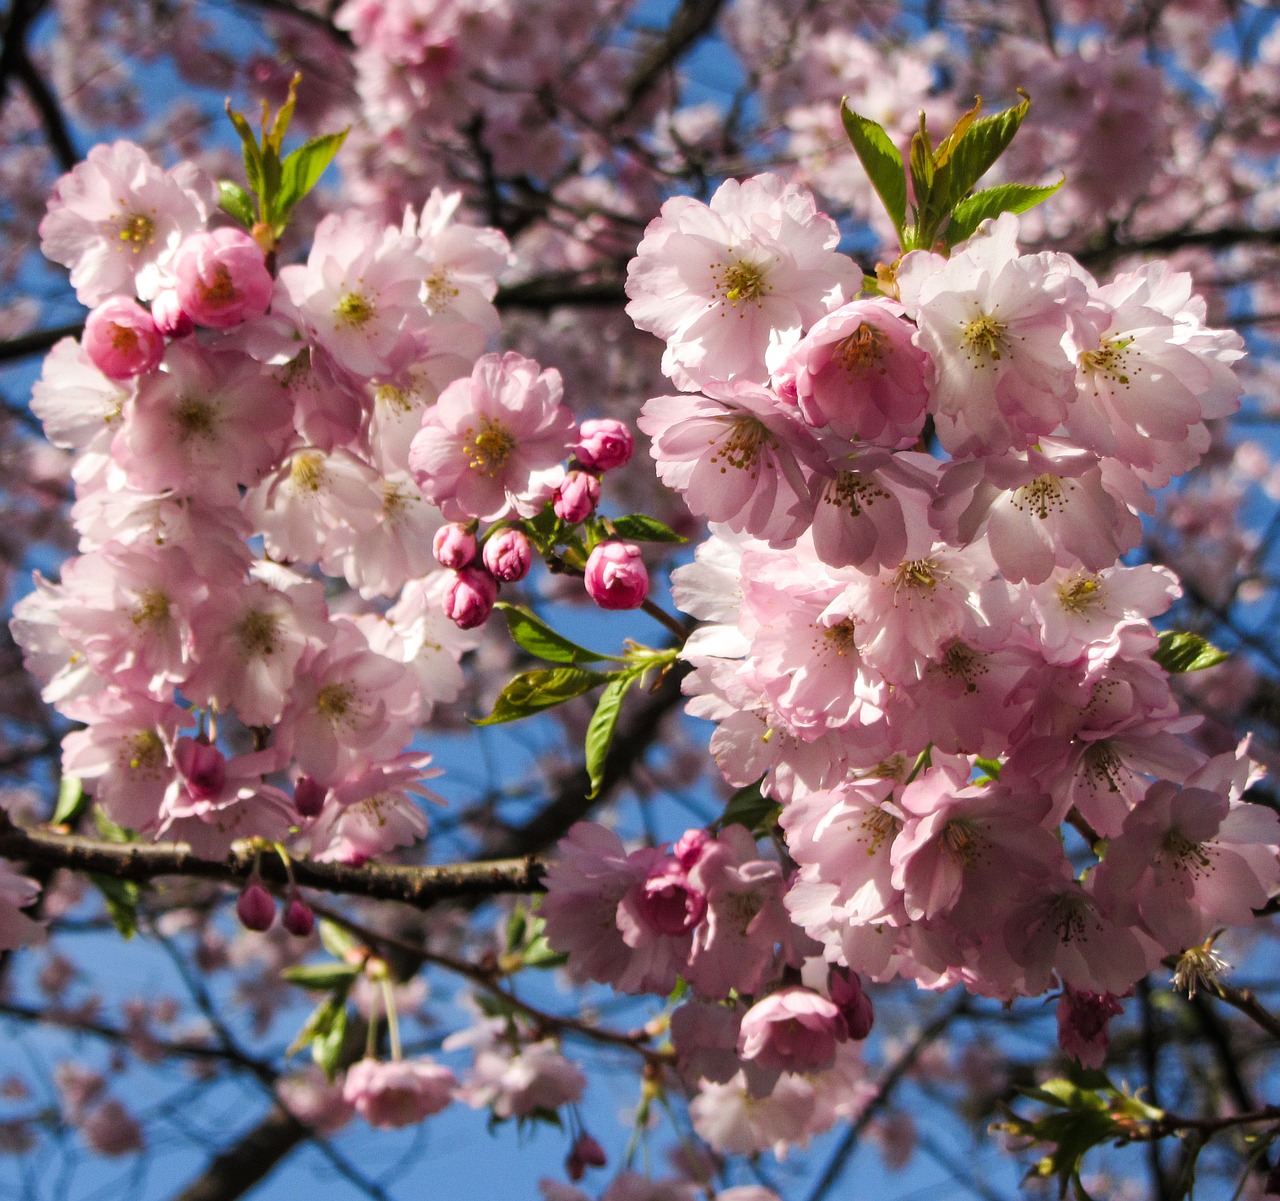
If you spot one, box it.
[318,918,360,961]
[608,514,688,544]
[839,102,907,234]
[715,779,782,836]
[282,962,362,990]
[932,93,1030,216]
[496,603,614,665]
[90,874,139,940]
[945,179,1064,247]
[584,673,634,799]
[53,776,86,825]
[276,131,348,226]
[311,999,350,1080]
[225,102,265,201]
[472,667,607,725]
[1154,631,1230,673]
[218,180,257,229]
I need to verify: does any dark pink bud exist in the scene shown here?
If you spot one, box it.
[294,775,327,818]
[283,897,315,938]
[236,882,276,932]
[673,828,711,870]
[632,860,706,936]
[566,1132,607,1181]
[432,523,477,569]
[481,528,533,582]
[174,737,226,801]
[583,542,648,610]
[829,968,875,1041]
[83,297,165,380]
[173,227,273,329]
[575,418,634,472]
[553,470,601,524]
[443,566,499,630]
[151,289,194,337]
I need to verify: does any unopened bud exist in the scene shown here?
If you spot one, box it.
[283,897,315,938]
[236,882,276,932]
[443,566,499,630]
[432,523,477,569]
[294,774,327,818]
[583,542,648,611]
[575,418,634,472]
[482,527,533,582]
[566,1132,606,1181]
[553,470,601,524]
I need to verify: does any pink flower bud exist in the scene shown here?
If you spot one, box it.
[566,1132,607,1181]
[283,897,316,938]
[82,297,164,380]
[443,566,499,630]
[236,882,276,932]
[294,775,327,818]
[174,737,226,802]
[583,542,648,610]
[173,228,273,329]
[482,528,533,582]
[553,470,601,523]
[432,523,477,569]
[829,968,875,1041]
[673,828,711,870]
[150,289,194,337]
[575,418,634,471]
[738,988,846,1076]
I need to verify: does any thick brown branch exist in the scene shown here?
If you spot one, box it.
[171,1106,309,1201]
[0,808,545,907]
[0,321,83,364]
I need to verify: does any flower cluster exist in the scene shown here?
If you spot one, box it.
[533,175,1280,1138]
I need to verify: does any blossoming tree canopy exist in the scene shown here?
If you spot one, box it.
[4,5,1280,1200]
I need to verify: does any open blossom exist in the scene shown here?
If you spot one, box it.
[626,173,855,389]
[737,988,847,1082]
[409,351,576,521]
[639,380,821,545]
[82,298,164,380]
[39,141,214,305]
[342,1057,455,1128]
[456,1041,585,1119]
[172,228,273,329]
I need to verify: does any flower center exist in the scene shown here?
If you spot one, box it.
[717,260,769,307]
[375,384,414,413]
[1013,474,1070,520]
[423,269,459,309]
[116,212,155,252]
[1079,338,1134,385]
[382,480,415,519]
[710,416,770,476]
[197,264,237,307]
[894,558,941,592]
[960,313,1008,362]
[290,452,325,492]
[940,641,985,693]
[836,323,885,372]
[315,682,357,723]
[858,807,899,856]
[122,729,166,774]
[132,589,171,627]
[463,418,516,476]
[335,291,376,327]
[823,619,859,656]
[175,396,216,441]
[110,323,140,354]
[826,470,888,516]
[1161,829,1214,875]
[1058,573,1102,613]
[237,608,280,656]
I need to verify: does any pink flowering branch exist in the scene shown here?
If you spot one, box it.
[0,808,547,907]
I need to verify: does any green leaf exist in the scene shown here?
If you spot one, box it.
[264,72,300,156]
[287,991,348,1060]
[1154,631,1229,674]
[472,667,607,725]
[225,102,265,201]
[282,962,361,990]
[319,918,360,961]
[94,807,136,843]
[839,102,907,234]
[716,779,782,837]
[908,121,936,237]
[496,604,613,665]
[932,93,1030,216]
[217,180,256,229]
[584,673,634,799]
[521,934,568,969]
[609,514,687,544]
[505,905,528,953]
[945,179,1064,247]
[276,130,348,225]
[311,1001,349,1081]
[973,757,1003,780]
[53,776,86,825]
[89,874,139,940]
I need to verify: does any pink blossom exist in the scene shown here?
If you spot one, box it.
[575,418,634,471]
[625,173,855,389]
[584,542,648,610]
[433,523,477,569]
[172,228,273,329]
[342,1057,456,1128]
[82,298,164,380]
[457,1040,585,1119]
[785,299,930,448]
[553,469,601,523]
[305,752,438,864]
[737,988,847,1082]
[444,566,499,629]
[1056,987,1123,1069]
[39,141,214,305]
[409,351,576,522]
[482,527,534,582]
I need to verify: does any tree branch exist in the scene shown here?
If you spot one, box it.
[0,807,546,907]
